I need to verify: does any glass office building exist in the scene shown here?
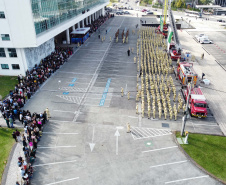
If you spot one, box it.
[31,0,108,35]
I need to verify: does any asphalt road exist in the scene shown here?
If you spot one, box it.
[22,14,223,185]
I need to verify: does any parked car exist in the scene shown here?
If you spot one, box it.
[146,12,153,15]
[153,9,157,11]
[116,11,124,15]
[200,38,213,44]
[195,34,208,42]
[142,9,147,12]
[124,11,130,14]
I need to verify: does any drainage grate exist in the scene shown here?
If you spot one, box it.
[162,123,170,128]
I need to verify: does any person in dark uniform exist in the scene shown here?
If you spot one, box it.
[127,48,130,56]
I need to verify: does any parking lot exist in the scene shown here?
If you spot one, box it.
[188,31,226,66]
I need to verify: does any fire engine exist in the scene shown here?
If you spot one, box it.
[169,43,181,60]
[155,25,168,38]
[177,62,198,86]
[183,86,208,118]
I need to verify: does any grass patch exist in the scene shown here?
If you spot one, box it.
[0,128,16,181]
[176,132,226,182]
[0,76,17,99]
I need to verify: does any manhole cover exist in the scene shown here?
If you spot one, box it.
[162,123,169,128]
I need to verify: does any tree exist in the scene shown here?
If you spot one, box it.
[176,0,182,8]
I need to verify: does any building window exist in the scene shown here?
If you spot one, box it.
[8,48,17,57]
[12,64,20,70]
[1,64,9,69]
[0,11,5,18]
[1,34,10,41]
[0,48,6,57]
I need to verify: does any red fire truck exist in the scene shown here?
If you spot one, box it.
[155,25,168,38]
[169,43,181,60]
[183,86,208,118]
[177,62,198,86]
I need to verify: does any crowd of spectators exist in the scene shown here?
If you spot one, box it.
[0,47,73,128]
[89,13,113,33]
[0,47,72,185]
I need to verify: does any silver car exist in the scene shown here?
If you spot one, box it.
[200,39,212,44]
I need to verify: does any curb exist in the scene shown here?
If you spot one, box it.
[173,131,226,185]
[1,142,17,185]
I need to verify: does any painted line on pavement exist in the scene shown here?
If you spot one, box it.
[142,146,178,153]
[150,160,188,168]
[99,78,111,106]
[194,124,219,127]
[53,110,75,114]
[49,120,71,123]
[42,132,79,135]
[38,146,76,149]
[128,116,138,119]
[33,160,77,167]
[165,175,209,184]
[45,177,79,185]
[72,78,77,82]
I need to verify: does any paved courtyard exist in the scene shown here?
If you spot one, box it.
[20,16,224,184]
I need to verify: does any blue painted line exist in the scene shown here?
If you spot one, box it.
[99,78,111,106]
[63,92,69,95]
[68,84,74,87]
[107,27,111,33]
[71,78,77,82]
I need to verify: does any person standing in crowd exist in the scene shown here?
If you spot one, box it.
[15,129,21,142]
[12,131,17,142]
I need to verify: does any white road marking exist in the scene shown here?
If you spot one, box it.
[194,124,219,127]
[33,159,77,167]
[115,129,120,155]
[131,127,172,140]
[42,132,79,135]
[128,116,138,119]
[45,177,79,185]
[50,120,71,123]
[142,146,178,153]
[150,160,188,168]
[53,110,75,114]
[89,126,96,152]
[38,146,76,148]
[165,175,209,184]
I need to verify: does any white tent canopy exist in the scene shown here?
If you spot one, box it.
[70,27,90,35]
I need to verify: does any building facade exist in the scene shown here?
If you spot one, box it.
[0,0,108,76]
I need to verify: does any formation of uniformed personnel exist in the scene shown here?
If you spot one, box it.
[134,27,185,121]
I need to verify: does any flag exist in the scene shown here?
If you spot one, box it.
[168,31,173,43]
[160,16,163,32]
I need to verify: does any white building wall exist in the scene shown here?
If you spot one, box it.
[0,0,108,76]
[1,0,36,48]
[0,48,26,76]
[24,38,55,70]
